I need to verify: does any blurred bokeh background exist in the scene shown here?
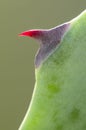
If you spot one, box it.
[0,0,86,129]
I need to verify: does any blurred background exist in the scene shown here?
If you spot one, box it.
[0,0,86,129]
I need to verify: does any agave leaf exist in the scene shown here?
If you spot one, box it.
[19,10,86,130]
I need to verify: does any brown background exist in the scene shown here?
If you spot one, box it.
[0,0,86,130]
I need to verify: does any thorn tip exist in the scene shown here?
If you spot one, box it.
[19,30,43,38]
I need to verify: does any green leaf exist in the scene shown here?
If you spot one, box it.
[19,10,86,130]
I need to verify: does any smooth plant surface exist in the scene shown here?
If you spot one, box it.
[19,10,86,130]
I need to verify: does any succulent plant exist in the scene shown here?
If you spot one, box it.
[19,10,86,130]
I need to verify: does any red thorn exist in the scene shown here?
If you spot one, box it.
[19,30,42,38]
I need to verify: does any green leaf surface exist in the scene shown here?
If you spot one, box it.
[19,10,86,130]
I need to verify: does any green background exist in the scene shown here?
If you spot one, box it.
[0,0,86,130]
